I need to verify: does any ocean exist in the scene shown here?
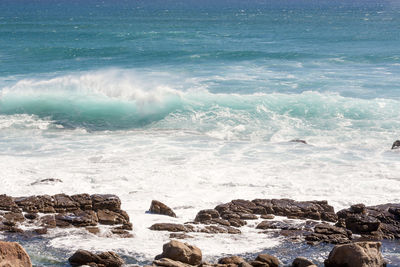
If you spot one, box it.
[0,0,400,265]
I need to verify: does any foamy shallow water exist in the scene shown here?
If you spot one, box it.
[0,115,400,265]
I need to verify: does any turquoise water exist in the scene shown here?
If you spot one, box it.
[1,1,400,266]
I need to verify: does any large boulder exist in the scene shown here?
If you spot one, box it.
[155,240,202,265]
[68,249,124,267]
[149,200,176,217]
[0,241,32,267]
[324,242,386,267]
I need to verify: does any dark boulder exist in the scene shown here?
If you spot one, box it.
[68,249,124,267]
[150,200,177,217]
[324,241,386,267]
[391,140,400,149]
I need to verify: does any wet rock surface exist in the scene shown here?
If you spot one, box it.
[337,203,400,240]
[0,241,32,267]
[324,241,386,267]
[150,200,177,217]
[68,249,124,267]
[155,240,202,266]
[0,194,132,238]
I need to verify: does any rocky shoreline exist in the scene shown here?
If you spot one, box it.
[0,194,399,266]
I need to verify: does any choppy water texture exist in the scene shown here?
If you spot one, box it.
[1,0,400,266]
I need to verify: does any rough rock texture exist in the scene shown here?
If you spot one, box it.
[337,203,400,239]
[155,240,202,266]
[68,249,124,267]
[218,255,245,265]
[150,200,177,217]
[150,223,191,232]
[252,199,337,222]
[0,241,32,267]
[324,242,386,267]
[254,254,279,267]
[305,223,352,244]
[292,257,315,267]
[153,258,193,267]
[0,194,131,238]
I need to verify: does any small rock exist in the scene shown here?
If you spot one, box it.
[150,223,190,232]
[218,255,245,265]
[153,258,193,267]
[150,200,177,217]
[261,214,275,220]
[324,241,386,267]
[290,139,307,144]
[169,233,193,239]
[30,178,62,185]
[391,140,400,149]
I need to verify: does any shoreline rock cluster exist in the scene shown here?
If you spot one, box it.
[0,193,132,238]
[0,196,398,266]
[149,198,400,246]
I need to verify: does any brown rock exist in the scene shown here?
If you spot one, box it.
[91,194,121,212]
[4,212,25,223]
[155,240,202,265]
[305,223,352,244]
[324,241,386,267]
[292,257,315,267]
[97,209,126,225]
[170,233,193,239]
[195,209,220,223]
[261,214,275,220]
[0,195,19,211]
[0,241,32,267]
[33,228,47,235]
[14,195,55,213]
[68,249,124,267]
[218,255,245,265]
[71,194,93,210]
[150,223,190,232]
[150,200,177,217]
[153,258,193,267]
[53,194,79,212]
[86,226,100,235]
[255,254,279,267]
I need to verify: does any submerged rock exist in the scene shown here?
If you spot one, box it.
[155,240,202,266]
[324,241,386,267]
[150,200,177,217]
[290,139,307,144]
[0,241,32,267]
